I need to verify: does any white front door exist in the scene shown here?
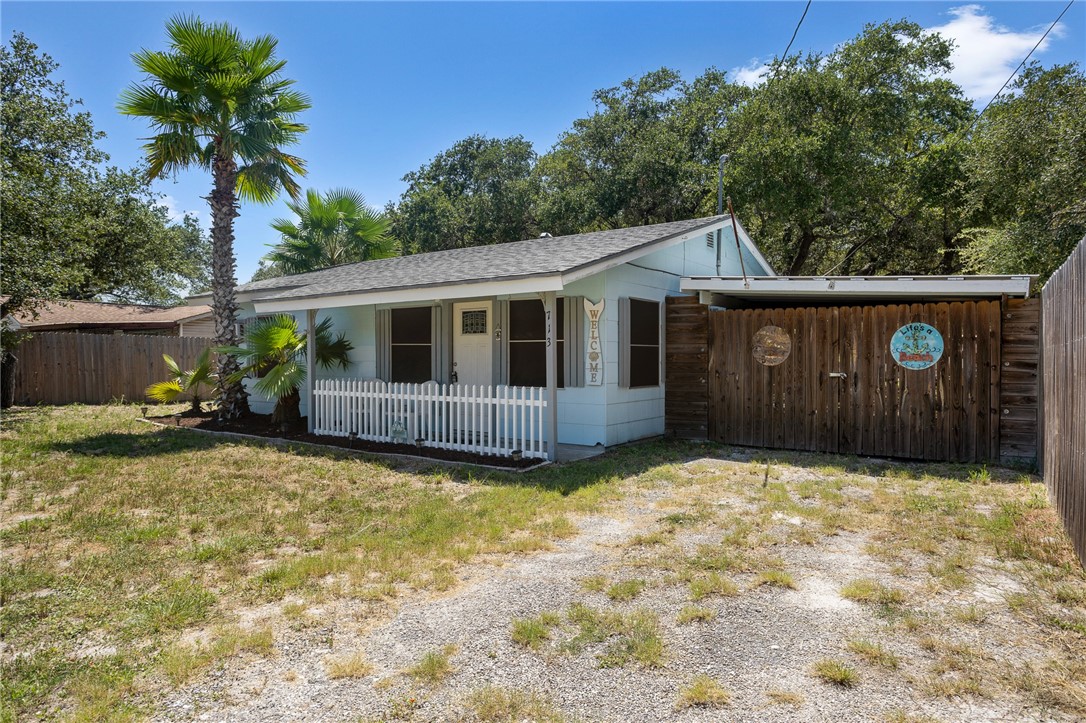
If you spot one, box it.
[452,301,493,387]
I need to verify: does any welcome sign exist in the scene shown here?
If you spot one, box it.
[584,298,604,385]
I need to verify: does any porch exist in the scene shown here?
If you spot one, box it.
[312,378,553,460]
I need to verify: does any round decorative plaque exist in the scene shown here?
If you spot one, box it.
[752,325,791,366]
[890,322,944,370]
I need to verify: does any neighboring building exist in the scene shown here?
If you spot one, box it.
[192,215,773,457]
[2,299,214,336]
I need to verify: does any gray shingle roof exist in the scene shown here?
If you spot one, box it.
[238,216,725,302]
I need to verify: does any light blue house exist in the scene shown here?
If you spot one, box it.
[213,216,772,460]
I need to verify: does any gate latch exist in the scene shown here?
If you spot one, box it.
[828,372,848,379]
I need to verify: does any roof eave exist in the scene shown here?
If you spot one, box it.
[252,274,566,313]
[559,217,723,285]
[680,275,1036,300]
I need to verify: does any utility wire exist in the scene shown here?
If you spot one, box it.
[819,0,1075,276]
[777,0,813,68]
[967,0,1075,135]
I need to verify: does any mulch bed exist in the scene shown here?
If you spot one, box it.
[151,410,542,469]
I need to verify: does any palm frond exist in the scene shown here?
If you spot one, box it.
[146,379,184,403]
[252,359,305,400]
[162,353,183,378]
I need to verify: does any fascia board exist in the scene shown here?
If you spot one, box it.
[253,275,565,313]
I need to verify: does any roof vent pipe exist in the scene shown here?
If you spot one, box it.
[716,154,728,275]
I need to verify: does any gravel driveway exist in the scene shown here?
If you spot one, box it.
[155,454,1086,722]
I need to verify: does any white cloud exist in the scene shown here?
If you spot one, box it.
[730,58,771,87]
[159,194,208,228]
[925,4,1065,101]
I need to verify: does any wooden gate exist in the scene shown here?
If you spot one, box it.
[707,301,1003,462]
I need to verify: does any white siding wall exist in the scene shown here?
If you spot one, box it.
[179,318,215,337]
[597,226,757,446]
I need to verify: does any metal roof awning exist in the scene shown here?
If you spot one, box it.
[680,275,1035,305]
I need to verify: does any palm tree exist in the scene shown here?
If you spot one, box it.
[145,349,216,413]
[264,188,398,275]
[219,314,352,429]
[118,16,310,418]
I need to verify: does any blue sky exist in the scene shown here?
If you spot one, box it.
[4,1,1084,284]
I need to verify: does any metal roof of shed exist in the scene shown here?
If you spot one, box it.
[680,275,1035,303]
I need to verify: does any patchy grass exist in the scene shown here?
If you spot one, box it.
[689,572,739,601]
[752,569,796,589]
[562,604,664,668]
[840,578,906,606]
[597,610,665,669]
[407,644,457,684]
[1,405,676,719]
[847,639,900,669]
[464,686,564,722]
[676,605,716,624]
[813,658,859,687]
[606,579,646,602]
[4,404,1085,720]
[161,626,274,685]
[511,612,561,650]
[676,674,730,708]
[325,650,372,679]
[578,575,608,593]
[765,689,805,707]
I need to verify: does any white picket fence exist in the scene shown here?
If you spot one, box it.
[312,379,550,460]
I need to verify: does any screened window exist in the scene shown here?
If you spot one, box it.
[508,298,564,388]
[390,307,432,383]
[628,299,660,388]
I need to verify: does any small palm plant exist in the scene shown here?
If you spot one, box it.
[145,349,216,413]
[219,314,352,428]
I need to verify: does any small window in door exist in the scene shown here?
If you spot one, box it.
[461,310,487,335]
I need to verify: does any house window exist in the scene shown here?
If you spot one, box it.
[626,299,660,388]
[390,307,432,383]
[461,310,487,335]
[508,298,564,388]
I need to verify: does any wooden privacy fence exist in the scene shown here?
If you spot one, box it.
[708,301,1003,462]
[10,332,212,405]
[1042,235,1086,567]
[313,378,550,460]
[665,296,710,439]
[666,294,1041,465]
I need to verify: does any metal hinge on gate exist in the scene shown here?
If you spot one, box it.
[828,372,848,379]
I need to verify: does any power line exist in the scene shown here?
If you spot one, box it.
[819,0,1075,276]
[969,0,1075,131]
[777,0,813,67]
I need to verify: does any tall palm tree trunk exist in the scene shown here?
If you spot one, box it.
[210,151,250,418]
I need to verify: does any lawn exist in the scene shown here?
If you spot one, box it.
[2,404,1084,721]
[0,404,638,721]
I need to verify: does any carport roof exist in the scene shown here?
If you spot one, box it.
[681,275,1035,304]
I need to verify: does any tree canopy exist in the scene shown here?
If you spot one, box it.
[961,63,1086,280]
[1,31,210,316]
[722,20,975,275]
[388,21,1080,281]
[389,135,539,253]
